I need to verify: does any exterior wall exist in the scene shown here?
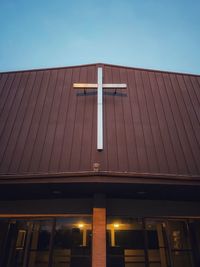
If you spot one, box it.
[107,199,200,217]
[0,198,93,215]
[0,198,200,217]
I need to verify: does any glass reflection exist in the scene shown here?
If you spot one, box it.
[145,220,167,267]
[107,218,146,267]
[52,217,92,267]
[28,220,53,267]
[0,220,29,267]
[168,220,194,267]
[0,217,200,267]
[189,221,200,266]
[0,216,92,267]
[107,218,199,267]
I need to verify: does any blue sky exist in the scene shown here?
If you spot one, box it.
[0,0,200,74]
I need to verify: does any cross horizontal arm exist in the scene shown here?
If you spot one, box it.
[103,83,127,88]
[73,83,98,89]
[73,83,127,89]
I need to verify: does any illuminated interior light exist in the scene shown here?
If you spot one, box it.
[78,223,84,228]
[114,223,120,228]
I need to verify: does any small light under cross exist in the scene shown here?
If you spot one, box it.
[73,67,127,151]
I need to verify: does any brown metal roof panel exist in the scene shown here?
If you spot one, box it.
[169,74,199,173]
[9,71,43,173]
[39,69,66,172]
[0,73,15,122]
[194,77,200,101]
[147,72,172,173]
[160,73,190,173]
[183,76,200,125]
[49,68,73,172]
[119,68,139,172]
[0,73,9,100]
[0,73,21,140]
[69,67,88,171]
[2,71,37,173]
[29,70,58,173]
[79,66,96,171]
[135,70,160,173]
[126,68,149,172]
[177,75,200,152]
[141,71,169,173]
[18,71,50,173]
[155,72,186,173]
[112,67,129,171]
[58,68,78,171]
[0,63,200,178]
[0,72,26,172]
[104,65,119,171]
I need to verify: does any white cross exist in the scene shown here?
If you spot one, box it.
[73,67,127,151]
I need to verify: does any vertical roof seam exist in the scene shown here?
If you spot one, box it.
[140,71,160,172]
[89,67,95,169]
[196,77,200,99]
[104,66,109,170]
[27,71,51,172]
[78,68,88,170]
[0,73,24,166]
[48,69,68,172]
[0,73,18,138]
[2,72,31,172]
[126,69,140,171]
[147,72,170,173]
[163,73,189,172]
[119,68,129,171]
[154,73,180,173]
[189,76,200,107]
[38,70,59,172]
[166,74,191,172]
[8,72,38,172]
[175,75,200,172]
[17,71,45,173]
[0,74,8,99]
[134,70,150,172]
[58,69,73,172]
[112,67,120,170]
[68,68,80,170]
[0,74,15,122]
[182,76,200,143]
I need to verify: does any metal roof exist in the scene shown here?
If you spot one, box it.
[0,63,200,178]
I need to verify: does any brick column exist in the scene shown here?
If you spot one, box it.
[92,195,106,267]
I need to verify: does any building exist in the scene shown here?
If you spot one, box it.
[0,63,200,267]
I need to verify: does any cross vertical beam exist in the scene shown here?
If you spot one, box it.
[97,67,103,151]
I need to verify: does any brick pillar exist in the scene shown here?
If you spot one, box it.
[92,194,106,267]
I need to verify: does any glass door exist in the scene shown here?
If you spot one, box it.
[28,219,53,267]
[106,217,200,267]
[0,219,31,267]
[0,216,92,267]
[52,217,92,267]
[107,218,147,267]
[167,220,195,267]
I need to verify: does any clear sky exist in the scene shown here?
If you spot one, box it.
[0,0,200,74]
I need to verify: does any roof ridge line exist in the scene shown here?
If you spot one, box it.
[1,63,199,77]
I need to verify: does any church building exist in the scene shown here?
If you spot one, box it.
[0,63,200,267]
